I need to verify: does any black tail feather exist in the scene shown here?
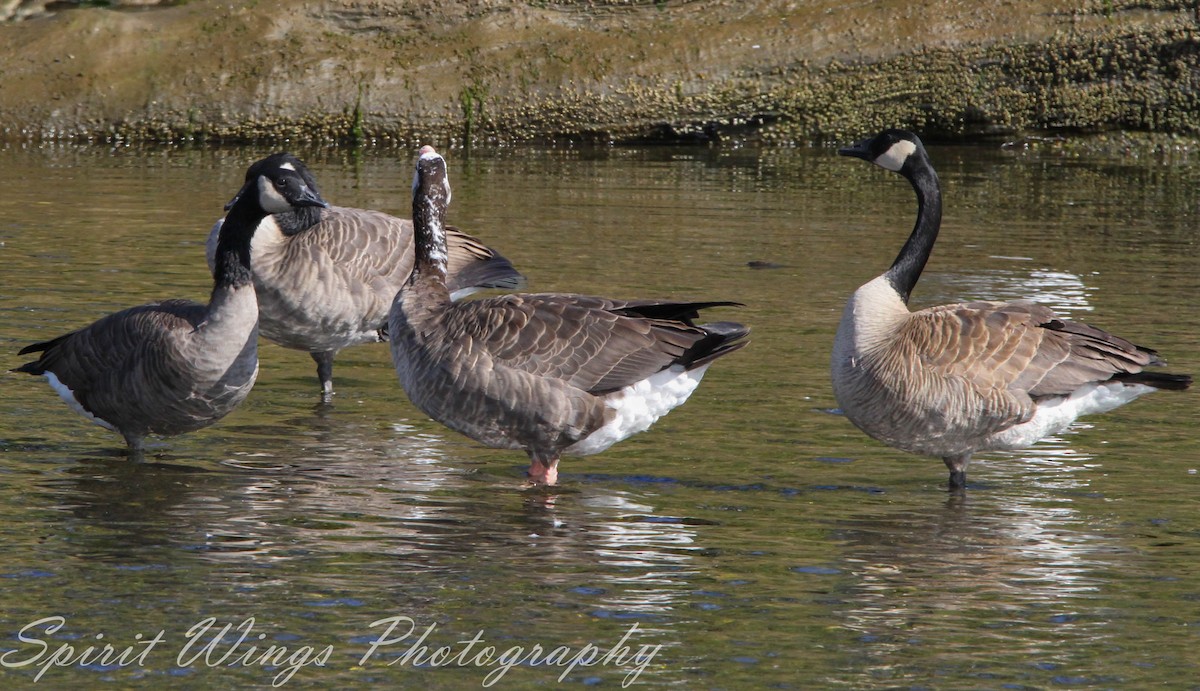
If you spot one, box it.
[11,361,44,375]
[1115,371,1192,391]
[683,320,750,370]
[615,301,744,326]
[17,334,64,357]
[12,333,73,375]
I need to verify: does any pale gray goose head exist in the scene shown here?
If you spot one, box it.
[13,157,329,456]
[833,129,1190,491]
[389,146,749,487]
[205,151,525,402]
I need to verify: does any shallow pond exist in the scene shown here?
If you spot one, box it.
[0,139,1198,688]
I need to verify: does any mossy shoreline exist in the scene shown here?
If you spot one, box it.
[1,1,1198,152]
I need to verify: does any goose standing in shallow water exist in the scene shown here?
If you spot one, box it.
[390,146,749,486]
[832,129,1191,490]
[14,156,330,455]
[207,153,524,401]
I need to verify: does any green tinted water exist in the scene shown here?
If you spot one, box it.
[0,141,1197,688]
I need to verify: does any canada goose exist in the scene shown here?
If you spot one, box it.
[206,153,524,401]
[14,154,330,455]
[390,146,749,486]
[832,129,1191,489]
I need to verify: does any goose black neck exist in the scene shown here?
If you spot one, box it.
[211,201,266,294]
[885,155,942,304]
[411,185,450,290]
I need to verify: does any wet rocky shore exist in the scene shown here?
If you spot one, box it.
[1,0,1197,151]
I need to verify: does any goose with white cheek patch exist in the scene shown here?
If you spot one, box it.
[389,146,749,486]
[832,129,1191,490]
[207,153,525,401]
[14,156,330,455]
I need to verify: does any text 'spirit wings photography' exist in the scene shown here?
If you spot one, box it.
[2,616,661,688]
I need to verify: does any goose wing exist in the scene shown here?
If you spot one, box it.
[207,208,522,298]
[443,227,525,294]
[207,206,413,282]
[910,300,1161,398]
[440,295,743,395]
[15,300,207,416]
[278,207,413,292]
[294,209,509,283]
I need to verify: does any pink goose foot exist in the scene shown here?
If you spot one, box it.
[524,453,560,487]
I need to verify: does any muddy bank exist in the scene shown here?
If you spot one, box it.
[1,0,1198,148]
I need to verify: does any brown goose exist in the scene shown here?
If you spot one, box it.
[389,146,749,486]
[832,129,1191,490]
[14,154,330,455]
[206,153,524,401]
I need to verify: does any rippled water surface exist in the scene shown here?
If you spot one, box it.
[1,141,1198,688]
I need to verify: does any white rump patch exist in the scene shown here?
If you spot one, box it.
[566,364,710,456]
[44,372,117,432]
[987,381,1155,450]
[876,139,917,172]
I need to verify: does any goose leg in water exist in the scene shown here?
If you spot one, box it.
[311,351,335,400]
[123,432,146,461]
[944,454,970,490]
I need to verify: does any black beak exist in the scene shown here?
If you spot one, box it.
[295,184,330,209]
[837,137,873,161]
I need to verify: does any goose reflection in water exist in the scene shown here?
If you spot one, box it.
[569,493,702,625]
[827,473,1131,683]
[41,412,705,623]
[37,409,469,567]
